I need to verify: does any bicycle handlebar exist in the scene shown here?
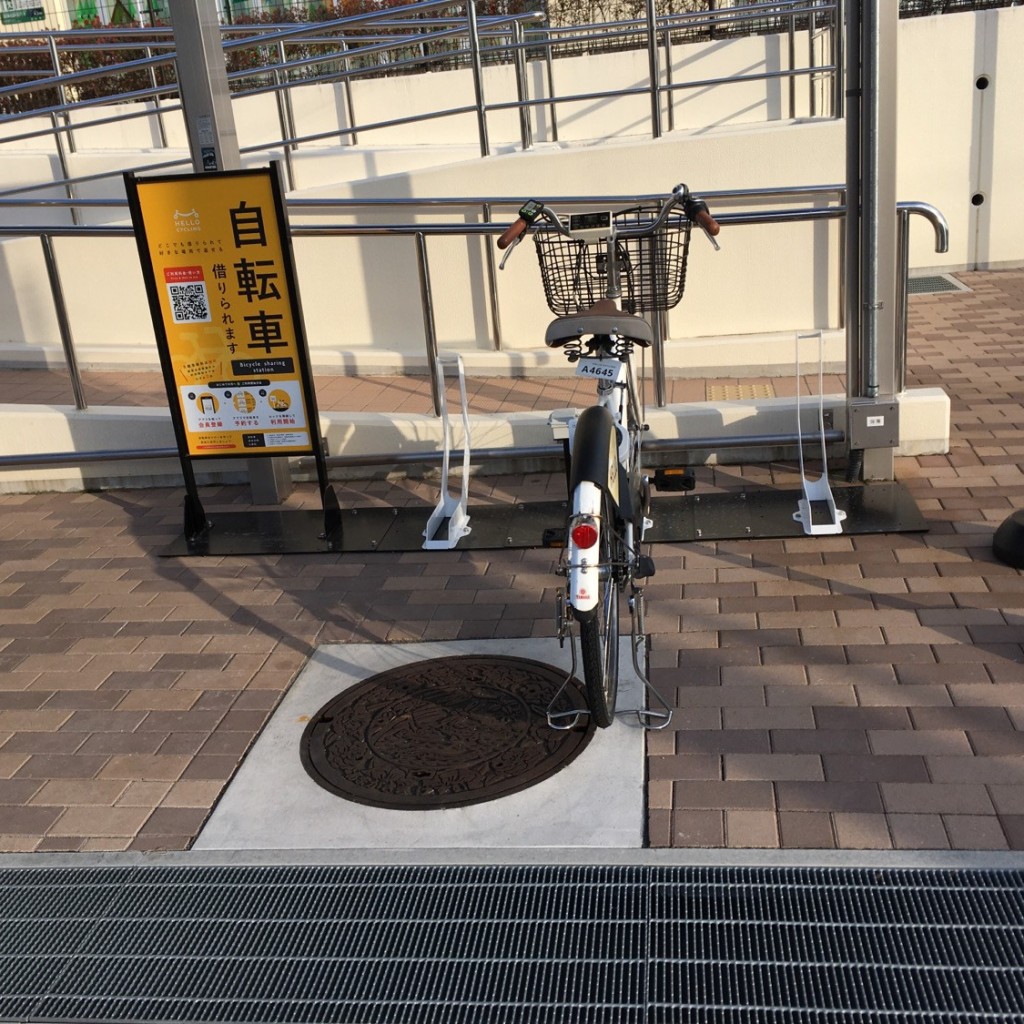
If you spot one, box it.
[689,205,721,237]
[497,217,529,250]
[496,184,720,251]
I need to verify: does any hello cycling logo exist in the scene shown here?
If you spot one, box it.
[173,208,201,234]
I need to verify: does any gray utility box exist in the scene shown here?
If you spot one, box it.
[848,400,900,449]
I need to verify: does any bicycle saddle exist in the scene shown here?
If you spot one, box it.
[544,299,654,348]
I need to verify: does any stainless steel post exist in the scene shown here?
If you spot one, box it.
[340,37,358,146]
[645,0,663,139]
[467,1,490,157]
[47,36,77,226]
[849,0,899,482]
[542,27,558,143]
[895,206,910,394]
[809,8,817,118]
[844,0,861,401]
[512,22,533,151]
[663,25,675,133]
[416,232,443,416]
[275,40,297,191]
[652,308,667,409]
[145,45,169,148]
[41,234,87,411]
[47,36,75,155]
[788,12,797,119]
[861,0,898,403]
[833,0,844,118]
[483,202,502,351]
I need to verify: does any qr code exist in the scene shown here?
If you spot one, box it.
[167,282,212,323]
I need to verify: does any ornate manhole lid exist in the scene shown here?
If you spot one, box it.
[300,655,595,809]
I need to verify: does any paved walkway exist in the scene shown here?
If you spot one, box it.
[1,268,1023,854]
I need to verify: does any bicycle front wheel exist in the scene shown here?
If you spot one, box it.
[576,496,621,727]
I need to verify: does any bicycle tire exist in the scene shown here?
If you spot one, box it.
[576,491,621,727]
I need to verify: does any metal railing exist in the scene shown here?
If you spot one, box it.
[1,0,840,203]
[0,188,948,462]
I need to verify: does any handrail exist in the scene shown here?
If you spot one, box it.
[0,431,850,474]
[0,191,947,423]
[1,0,840,200]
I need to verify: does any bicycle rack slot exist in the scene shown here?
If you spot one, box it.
[793,330,847,536]
[423,353,472,550]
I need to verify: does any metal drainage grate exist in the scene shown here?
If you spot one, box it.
[3,864,1024,1023]
[908,274,970,295]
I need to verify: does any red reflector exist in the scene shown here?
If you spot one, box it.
[570,522,599,548]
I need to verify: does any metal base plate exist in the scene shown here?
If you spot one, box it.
[162,509,339,556]
[162,484,926,556]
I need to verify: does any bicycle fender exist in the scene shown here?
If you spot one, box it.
[569,404,634,520]
[569,405,619,503]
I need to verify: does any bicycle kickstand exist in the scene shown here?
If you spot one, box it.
[623,589,673,729]
[547,591,589,730]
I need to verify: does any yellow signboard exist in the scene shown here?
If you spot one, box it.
[127,167,315,458]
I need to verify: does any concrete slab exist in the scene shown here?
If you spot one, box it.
[194,638,648,851]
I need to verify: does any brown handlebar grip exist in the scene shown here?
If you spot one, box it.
[696,209,720,236]
[497,217,528,250]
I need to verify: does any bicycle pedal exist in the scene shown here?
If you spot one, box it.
[634,555,656,579]
[543,527,567,548]
[654,467,696,492]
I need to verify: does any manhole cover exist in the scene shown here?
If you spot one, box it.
[300,655,595,809]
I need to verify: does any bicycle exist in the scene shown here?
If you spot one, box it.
[497,184,720,729]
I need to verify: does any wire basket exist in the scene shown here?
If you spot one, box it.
[532,206,692,316]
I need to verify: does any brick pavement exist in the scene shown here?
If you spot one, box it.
[1,268,1024,852]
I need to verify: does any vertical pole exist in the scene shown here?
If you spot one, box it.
[895,206,910,394]
[652,309,667,409]
[172,1,241,173]
[844,0,861,402]
[483,203,502,351]
[809,8,817,119]
[339,37,358,146]
[415,233,443,417]
[41,234,88,411]
[833,0,844,119]
[274,40,296,191]
[543,27,558,143]
[512,22,533,151]
[48,37,75,154]
[48,35,78,226]
[170,0,292,503]
[846,0,899,482]
[788,11,796,119]
[645,0,662,139]
[861,0,898,404]
[145,45,169,149]
[663,24,674,134]
[466,1,490,157]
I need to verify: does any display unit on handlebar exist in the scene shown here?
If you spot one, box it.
[498,184,720,729]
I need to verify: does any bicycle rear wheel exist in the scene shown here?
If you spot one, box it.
[576,493,621,727]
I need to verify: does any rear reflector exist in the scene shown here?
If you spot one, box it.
[570,522,599,548]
